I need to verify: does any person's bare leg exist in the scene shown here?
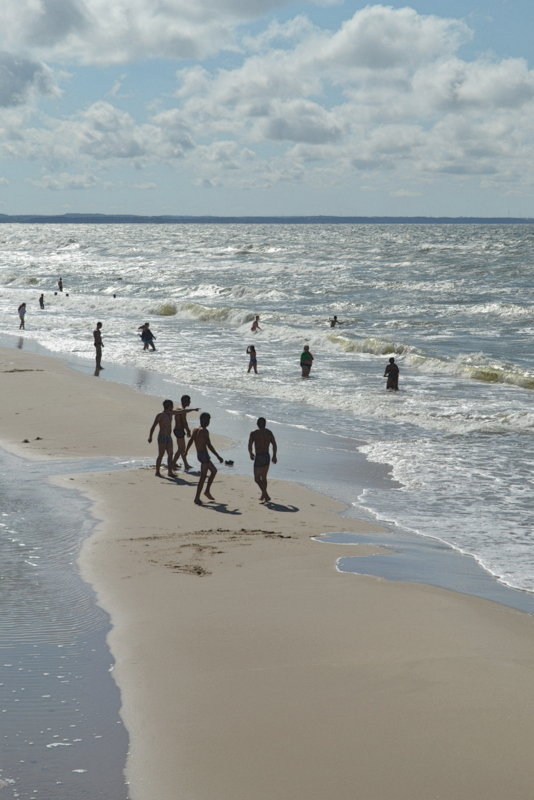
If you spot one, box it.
[204,464,217,500]
[155,442,166,477]
[254,470,264,500]
[255,467,270,502]
[180,440,192,470]
[194,466,208,504]
[173,439,191,471]
[166,443,176,478]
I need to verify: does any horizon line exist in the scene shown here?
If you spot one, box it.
[1,212,533,225]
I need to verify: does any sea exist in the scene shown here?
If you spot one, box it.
[0,222,533,595]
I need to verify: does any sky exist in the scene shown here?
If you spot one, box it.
[2,0,534,216]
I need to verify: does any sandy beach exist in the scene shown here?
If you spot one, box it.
[2,345,534,799]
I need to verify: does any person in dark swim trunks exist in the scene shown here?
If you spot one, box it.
[384,357,400,391]
[248,417,277,503]
[185,412,224,504]
[172,395,199,472]
[148,399,177,478]
[247,345,258,374]
[93,321,103,370]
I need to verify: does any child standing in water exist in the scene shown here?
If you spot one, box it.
[18,303,26,330]
[247,345,258,373]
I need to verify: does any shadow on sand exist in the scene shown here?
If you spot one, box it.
[264,502,299,513]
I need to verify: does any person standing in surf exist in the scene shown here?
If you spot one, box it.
[93,322,104,370]
[139,322,156,351]
[384,357,400,390]
[300,344,314,377]
[247,345,258,374]
[18,303,27,330]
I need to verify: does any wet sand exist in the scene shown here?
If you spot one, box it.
[2,345,534,800]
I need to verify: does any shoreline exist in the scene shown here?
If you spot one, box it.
[3,344,534,798]
[2,333,534,612]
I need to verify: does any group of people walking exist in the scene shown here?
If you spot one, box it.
[148,398,278,506]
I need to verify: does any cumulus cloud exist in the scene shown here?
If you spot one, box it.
[3,3,534,200]
[2,0,327,65]
[318,5,470,71]
[0,51,59,107]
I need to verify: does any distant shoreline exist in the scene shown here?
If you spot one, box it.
[1,213,533,225]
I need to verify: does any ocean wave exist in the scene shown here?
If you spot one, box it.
[396,350,534,391]
[453,354,534,389]
[327,332,407,355]
[468,302,532,320]
[181,301,248,324]
[151,302,177,316]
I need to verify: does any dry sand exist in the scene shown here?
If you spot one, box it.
[2,346,534,800]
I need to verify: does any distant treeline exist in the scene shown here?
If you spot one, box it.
[1,213,533,225]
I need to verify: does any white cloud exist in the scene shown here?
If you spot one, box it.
[318,5,470,71]
[3,4,534,201]
[0,51,59,107]
[255,99,343,144]
[30,171,99,190]
[2,0,329,65]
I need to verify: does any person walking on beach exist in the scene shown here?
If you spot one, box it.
[300,344,314,377]
[93,322,104,370]
[58,277,63,292]
[172,395,199,472]
[185,412,223,505]
[251,315,262,333]
[248,417,277,503]
[139,322,156,351]
[384,357,399,391]
[39,294,45,310]
[148,400,177,478]
[18,303,26,330]
[247,345,258,374]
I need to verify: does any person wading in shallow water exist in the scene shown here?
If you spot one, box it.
[384,357,400,391]
[139,322,156,351]
[18,303,27,330]
[248,417,277,503]
[93,321,104,369]
[247,345,258,374]
[300,344,314,377]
